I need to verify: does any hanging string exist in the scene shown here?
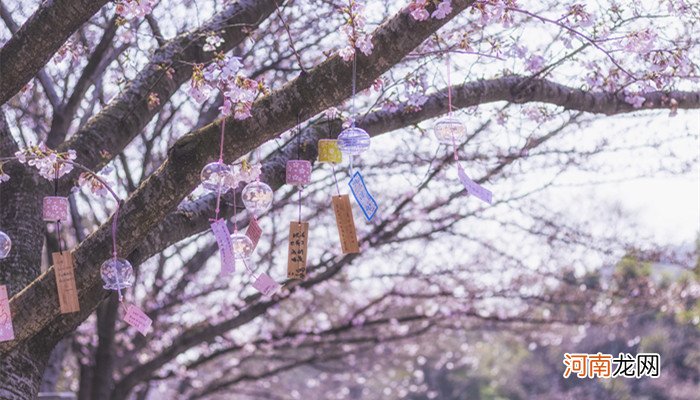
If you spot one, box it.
[331,164,341,196]
[54,165,63,254]
[232,180,238,233]
[351,54,357,126]
[446,52,459,163]
[213,118,226,222]
[296,113,303,222]
[328,115,342,196]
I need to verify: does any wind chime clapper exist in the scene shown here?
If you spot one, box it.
[433,52,493,205]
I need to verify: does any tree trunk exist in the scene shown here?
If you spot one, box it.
[0,110,59,398]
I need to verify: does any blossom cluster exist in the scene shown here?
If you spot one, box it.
[115,0,156,19]
[379,75,428,113]
[223,162,262,190]
[54,39,86,64]
[409,0,453,21]
[188,50,267,120]
[338,1,374,61]
[471,0,516,27]
[13,143,76,181]
[77,169,113,197]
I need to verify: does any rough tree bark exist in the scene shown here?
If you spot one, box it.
[0,2,474,399]
[0,0,110,105]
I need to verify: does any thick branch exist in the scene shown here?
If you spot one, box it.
[54,0,280,177]
[1,0,473,360]
[0,0,109,105]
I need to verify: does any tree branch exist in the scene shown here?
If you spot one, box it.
[0,0,110,105]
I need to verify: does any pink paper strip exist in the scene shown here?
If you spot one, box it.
[457,164,493,204]
[246,217,262,250]
[253,273,280,297]
[123,304,152,336]
[211,219,236,276]
[0,285,15,342]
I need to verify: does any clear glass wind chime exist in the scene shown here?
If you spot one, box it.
[433,53,493,205]
[336,52,378,222]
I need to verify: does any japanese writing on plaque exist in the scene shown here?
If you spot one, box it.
[563,352,660,379]
[253,273,280,297]
[123,304,152,336]
[287,221,309,279]
[210,219,236,276]
[349,171,378,221]
[332,195,359,254]
[246,217,263,250]
[0,285,14,342]
[52,251,80,314]
[456,164,493,204]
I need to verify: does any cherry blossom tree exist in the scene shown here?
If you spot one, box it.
[0,0,698,399]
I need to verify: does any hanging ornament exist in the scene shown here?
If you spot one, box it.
[318,139,342,163]
[43,196,69,221]
[100,257,134,291]
[286,160,311,186]
[0,231,11,259]
[231,232,254,260]
[241,181,273,215]
[200,161,232,192]
[0,285,14,342]
[433,116,466,145]
[437,52,493,205]
[337,126,370,157]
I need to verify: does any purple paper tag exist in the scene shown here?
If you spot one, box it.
[349,171,378,221]
[0,285,15,342]
[246,217,262,249]
[211,219,236,276]
[43,196,69,221]
[457,164,493,204]
[123,304,152,336]
[286,160,311,186]
[252,273,280,297]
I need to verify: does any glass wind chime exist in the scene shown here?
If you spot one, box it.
[434,53,493,205]
[97,171,153,336]
[336,54,378,222]
[201,118,279,296]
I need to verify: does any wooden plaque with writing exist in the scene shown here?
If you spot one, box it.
[52,251,80,314]
[287,221,309,280]
[332,195,360,254]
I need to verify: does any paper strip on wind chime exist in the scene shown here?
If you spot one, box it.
[349,171,378,221]
[332,195,360,254]
[253,273,280,297]
[287,221,309,279]
[123,304,153,336]
[456,164,493,204]
[52,251,80,314]
[42,196,69,221]
[0,285,14,342]
[286,160,311,185]
[318,139,342,163]
[246,217,263,250]
[210,219,236,275]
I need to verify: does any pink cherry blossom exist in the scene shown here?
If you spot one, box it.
[432,1,453,20]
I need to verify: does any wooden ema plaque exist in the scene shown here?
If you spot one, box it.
[332,195,360,254]
[52,251,80,314]
[287,221,308,280]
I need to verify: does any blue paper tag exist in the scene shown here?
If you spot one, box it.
[349,171,378,221]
